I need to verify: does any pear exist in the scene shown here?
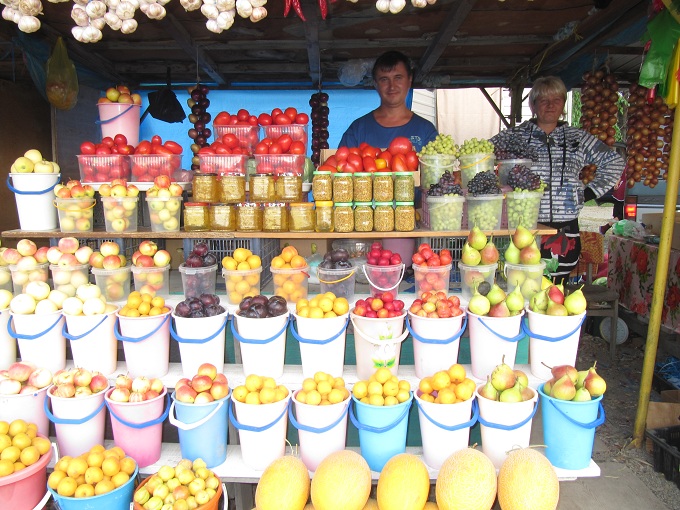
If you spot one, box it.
[572,387,592,402]
[529,289,549,313]
[461,242,482,266]
[541,276,553,290]
[486,284,506,306]
[519,239,542,265]
[505,284,525,313]
[506,269,526,287]
[468,283,491,316]
[512,225,534,250]
[583,362,607,398]
[479,236,500,265]
[546,300,569,316]
[491,356,517,392]
[514,369,529,389]
[550,374,577,401]
[504,240,521,264]
[576,369,589,389]
[468,225,487,251]
[551,364,578,384]
[478,376,499,401]
[520,386,535,401]
[543,378,555,395]
[488,301,511,318]
[564,286,587,315]
[520,278,541,301]
[499,381,524,403]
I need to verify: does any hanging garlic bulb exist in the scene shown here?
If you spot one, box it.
[375,0,389,12]
[83,25,102,42]
[120,17,137,33]
[426,0,436,4]
[85,0,106,17]
[18,0,42,16]
[91,16,106,29]
[249,0,266,7]
[139,0,149,14]
[200,3,218,18]
[180,0,201,11]
[72,0,88,5]
[104,11,122,29]
[157,0,170,5]
[2,6,17,20]
[205,18,221,33]
[127,0,139,8]
[106,0,120,9]
[215,8,233,27]
[146,2,165,18]
[249,5,265,21]
[71,25,85,41]
[116,1,135,18]
[71,5,90,26]
[411,0,426,7]
[215,0,233,10]
[388,0,405,12]
[235,0,251,17]
[17,14,40,32]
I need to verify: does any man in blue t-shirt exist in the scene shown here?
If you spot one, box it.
[339,51,438,152]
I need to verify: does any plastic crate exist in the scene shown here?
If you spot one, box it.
[129,154,183,181]
[182,238,278,289]
[77,154,131,182]
[646,426,680,489]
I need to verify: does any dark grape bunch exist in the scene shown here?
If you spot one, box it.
[188,84,211,171]
[507,165,543,191]
[467,170,502,196]
[493,131,537,161]
[427,170,463,196]
[310,91,330,165]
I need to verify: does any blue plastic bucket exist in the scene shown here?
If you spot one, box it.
[349,393,413,471]
[538,384,605,469]
[48,466,138,510]
[168,390,230,468]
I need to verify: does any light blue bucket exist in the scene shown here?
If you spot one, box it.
[47,466,138,510]
[169,390,230,468]
[349,393,413,471]
[538,384,605,470]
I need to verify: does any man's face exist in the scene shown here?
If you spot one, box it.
[374,61,412,107]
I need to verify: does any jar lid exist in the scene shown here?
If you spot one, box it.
[353,172,372,177]
[395,201,415,206]
[185,202,209,206]
[264,202,287,207]
[333,172,352,177]
[315,200,334,207]
[290,202,314,208]
[394,172,413,176]
[313,170,331,175]
[354,201,373,206]
[334,202,353,207]
[219,171,245,177]
[253,172,274,177]
[373,202,394,206]
[193,172,216,177]
[237,202,261,207]
[279,172,301,177]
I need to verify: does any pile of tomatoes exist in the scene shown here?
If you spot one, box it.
[317,137,418,173]
[411,243,453,267]
[213,107,309,127]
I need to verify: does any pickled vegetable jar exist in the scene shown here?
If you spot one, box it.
[395,201,415,232]
[209,204,236,231]
[192,173,217,203]
[289,202,315,232]
[249,173,275,203]
[312,171,332,201]
[218,172,246,203]
[332,172,353,203]
[373,173,394,202]
[394,172,415,202]
[374,202,394,232]
[353,172,373,202]
[354,202,374,232]
[333,202,354,233]
[315,200,334,233]
[263,202,289,232]
[236,202,263,231]
[183,202,209,231]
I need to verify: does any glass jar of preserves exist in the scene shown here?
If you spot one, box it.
[183,202,210,231]
[395,201,415,232]
[275,173,303,202]
[263,202,289,232]
[312,171,332,201]
[217,172,246,203]
[315,200,334,233]
[333,203,354,233]
[332,172,353,203]
[394,172,415,202]
[288,202,315,232]
[354,202,374,232]
[373,202,394,232]
[209,204,236,231]
[192,173,217,203]
[353,172,372,202]
[236,202,263,231]
[249,173,275,203]
[373,172,394,202]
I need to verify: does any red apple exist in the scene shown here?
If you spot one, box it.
[197,363,218,381]
[53,383,76,398]
[191,375,213,393]
[132,376,151,394]
[149,378,164,393]
[213,373,228,385]
[210,381,230,400]
[194,392,214,404]
[128,391,146,403]
[89,373,108,393]
[109,387,130,402]
[144,389,160,400]
[176,385,198,403]
[115,374,133,390]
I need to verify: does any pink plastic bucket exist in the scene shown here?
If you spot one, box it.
[0,433,52,510]
[115,310,171,378]
[9,310,65,373]
[0,385,50,436]
[407,311,467,378]
[105,387,169,467]
[63,307,119,376]
[97,102,141,146]
[467,310,524,380]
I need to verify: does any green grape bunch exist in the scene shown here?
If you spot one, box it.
[419,134,459,157]
[458,138,494,155]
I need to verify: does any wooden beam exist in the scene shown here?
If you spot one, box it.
[480,88,510,129]
[415,0,478,83]
[300,0,322,86]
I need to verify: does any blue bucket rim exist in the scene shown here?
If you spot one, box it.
[47,465,138,503]
[351,392,413,410]
[537,383,603,405]
[170,390,232,406]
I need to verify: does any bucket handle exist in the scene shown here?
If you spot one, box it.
[416,397,479,431]
[547,399,606,429]
[317,267,357,285]
[62,315,109,341]
[228,397,288,432]
[113,314,170,343]
[362,263,405,293]
[350,314,409,344]
[31,490,52,510]
[170,315,229,344]
[44,395,106,425]
[476,314,525,343]
[6,175,59,195]
[95,103,136,124]
[477,399,538,430]
[520,315,586,342]
[230,314,290,345]
[458,153,492,170]
[7,314,63,340]
[53,199,96,211]
[105,394,171,429]
[406,313,467,345]
[290,315,349,345]
[168,395,228,430]
[348,396,412,433]
[288,398,350,433]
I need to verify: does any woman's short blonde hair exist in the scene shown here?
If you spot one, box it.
[529,76,567,107]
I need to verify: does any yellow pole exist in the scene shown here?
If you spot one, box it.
[632,101,680,447]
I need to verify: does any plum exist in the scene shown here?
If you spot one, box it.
[200,293,220,307]
[192,242,209,257]
[203,253,218,267]
[205,304,224,317]
[331,248,349,262]
[250,295,269,307]
[175,301,191,317]
[190,310,206,318]
[267,296,287,317]
[239,297,252,312]
[185,254,204,268]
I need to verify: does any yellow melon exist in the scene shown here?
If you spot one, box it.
[423,503,439,510]
[377,453,430,510]
[362,498,379,509]
[303,504,315,510]
[497,449,559,510]
[435,448,496,510]
[255,456,310,510]
[311,450,371,510]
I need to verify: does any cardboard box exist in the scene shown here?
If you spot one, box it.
[646,391,680,451]
[639,212,680,250]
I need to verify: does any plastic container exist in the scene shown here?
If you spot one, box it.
[419,154,456,190]
[131,264,170,297]
[114,310,171,378]
[223,266,262,305]
[497,158,533,186]
[78,154,131,183]
[459,152,495,188]
[0,433,52,510]
[350,312,409,380]
[213,124,260,154]
[412,262,451,294]
[8,173,60,231]
[134,475,222,510]
[145,196,182,232]
[0,266,12,292]
[315,200,334,232]
[55,197,95,233]
[217,172,247,204]
[333,203,354,233]
[171,310,228,378]
[505,191,544,229]
[98,102,141,146]
[9,261,49,295]
[465,194,504,231]
[503,261,546,302]
[467,310,524,380]
[236,202,264,231]
[263,202,289,232]
[332,173,353,202]
[317,266,356,304]
[198,153,248,175]
[63,306,119,375]
[0,307,14,370]
[426,195,465,231]
[363,263,404,299]
[270,265,309,303]
[291,313,348,378]
[373,173,394,202]
[50,263,90,297]
[178,263,218,298]
[129,154,183,182]
[458,262,497,302]
[646,426,680,489]
[231,312,289,378]
[0,386,50,436]
[101,196,139,233]
[263,124,309,147]
[288,202,315,232]
[92,265,131,302]
[408,311,466,379]
[183,202,210,231]
[10,310,65,373]
[254,154,305,176]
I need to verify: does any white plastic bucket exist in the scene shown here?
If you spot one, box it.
[475,385,538,469]
[9,310,65,373]
[524,309,587,380]
[229,392,291,470]
[170,310,228,378]
[97,103,141,146]
[7,173,60,231]
[231,312,289,378]
[45,386,108,457]
[114,310,171,378]
[291,313,348,379]
[289,390,350,471]
[0,308,15,370]
[467,310,524,380]
[350,312,408,380]
[407,311,467,378]
[0,386,50,436]
[63,307,119,376]
[317,266,356,304]
[362,263,405,299]
[414,392,478,470]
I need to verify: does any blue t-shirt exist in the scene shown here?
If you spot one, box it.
[339,112,438,152]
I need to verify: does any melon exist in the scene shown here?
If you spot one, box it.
[497,449,559,510]
[255,455,310,510]
[303,504,315,510]
[311,450,371,510]
[362,499,379,509]
[435,448,496,510]
[423,503,439,509]
[377,453,430,510]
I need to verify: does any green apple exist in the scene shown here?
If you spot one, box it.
[11,156,34,173]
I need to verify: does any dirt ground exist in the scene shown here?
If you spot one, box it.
[578,316,680,510]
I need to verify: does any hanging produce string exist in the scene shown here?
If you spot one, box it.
[309,88,330,165]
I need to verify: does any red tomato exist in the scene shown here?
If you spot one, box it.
[359,142,370,150]
[198,147,216,155]
[324,155,338,168]
[412,252,425,265]
[347,153,363,172]
[268,143,283,154]
[211,142,230,154]
[361,146,380,159]
[405,150,419,171]
[420,247,433,260]
[379,150,392,166]
[276,134,293,153]
[295,113,309,125]
[164,141,183,155]
[418,243,431,252]
[284,107,298,121]
[110,146,119,154]
[248,115,259,126]
[392,153,408,173]
[317,164,335,172]
[260,137,274,147]
[237,109,250,122]
[221,133,239,150]
[152,145,174,156]
[134,140,152,154]
[348,147,361,156]
[271,108,283,118]
[254,142,270,155]
[113,134,128,147]
[80,141,96,155]
[101,137,114,148]
[214,111,230,125]
[228,116,239,125]
[289,141,306,154]
[363,156,377,173]
[95,145,112,155]
[258,113,273,126]
[440,249,451,259]
[274,114,292,125]
[151,135,162,145]
[117,145,132,155]
[388,136,412,155]
[336,161,354,173]
[335,147,350,162]
[427,257,440,267]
